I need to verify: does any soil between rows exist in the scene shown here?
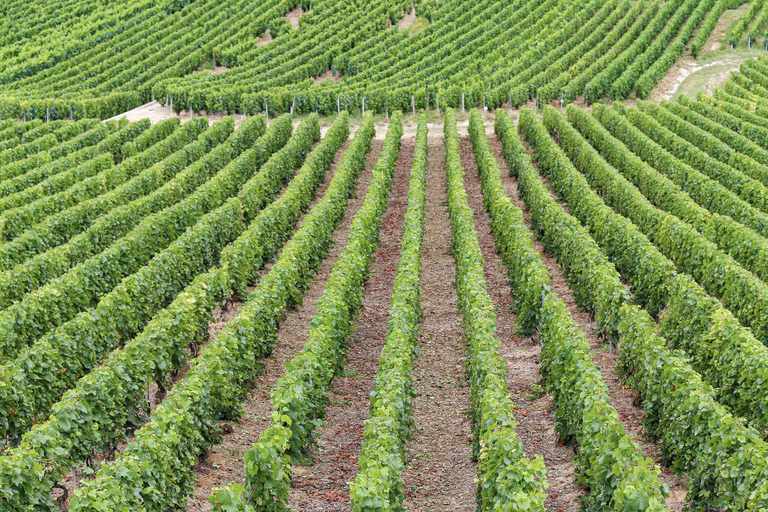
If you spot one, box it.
[184,137,381,510]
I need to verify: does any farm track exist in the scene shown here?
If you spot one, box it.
[487,135,688,511]
[184,138,380,511]
[287,137,413,511]
[401,138,477,511]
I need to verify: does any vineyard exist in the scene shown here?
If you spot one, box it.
[3,0,768,511]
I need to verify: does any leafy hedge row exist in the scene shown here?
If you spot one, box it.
[474,113,550,332]
[561,1,659,102]
[709,86,760,113]
[350,114,426,511]
[727,0,762,46]
[596,106,768,344]
[237,114,320,222]
[222,112,348,296]
[600,102,768,235]
[0,117,183,243]
[445,109,548,511]
[584,0,684,101]
[0,115,347,510]
[617,306,768,510]
[726,69,768,103]
[0,120,237,357]
[674,95,768,164]
[499,0,617,107]
[638,101,768,210]
[0,122,115,200]
[634,0,715,99]
[662,96,768,184]
[71,114,373,512]
[0,119,94,167]
[0,120,148,218]
[216,112,401,511]
[0,121,229,312]
[511,108,768,511]
[0,199,243,510]
[568,104,768,290]
[538,0,644,103]
[547,105,768,437]
[0,117,182,271]
[691,0,731,57]
[0,120,37,146]
[0,91,142,122]
[0,115,275,443]
[536,106,675,316]
[659,274,768,431]
[610,0,699,100]
[493,110,668,510]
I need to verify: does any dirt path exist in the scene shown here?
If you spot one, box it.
[400,138,477,511]
[185,137,384,511]
[459,137,583,511]
[287,138,414,511]
[487,136,688,511]
[649,3,760,102]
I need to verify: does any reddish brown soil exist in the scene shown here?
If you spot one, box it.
[287,138,414,511]
[487,136,688,511]
[460,137,584,511]
[184,138,383,511]
[400,138,477,511]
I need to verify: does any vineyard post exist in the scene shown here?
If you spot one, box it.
[265,100,269,121]
[362,96,365,115]
[436,94,440,115]
[411,94,415,115]
[166,94,169,113]
[70,107,73,120]
[560,92,563,108]
[290,98,295,115]
[426,92,429,111]
[72,467,78,490]
[46,107,49,123]
[461,92,465,112]
[337,97,340,115]
[170,97,173,114]
[509,92,512,109]
[483,96,486,110]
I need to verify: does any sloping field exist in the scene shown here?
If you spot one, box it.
[1,1,768,511]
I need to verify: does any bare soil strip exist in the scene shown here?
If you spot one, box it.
[459,137,583,511]
[401,138,477,512]
[487,136,688,511]
[287,138,414,510]
[183,138,383,511]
